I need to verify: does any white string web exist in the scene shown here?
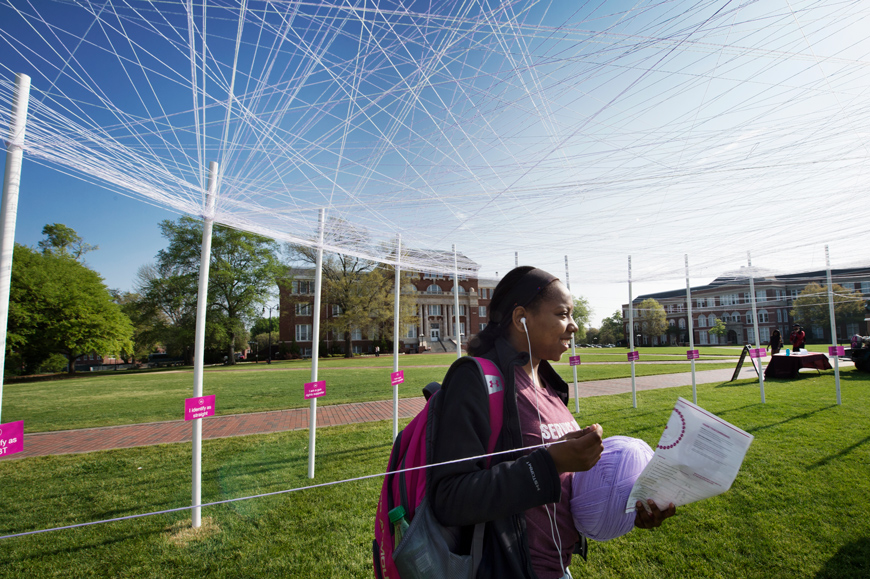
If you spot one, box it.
[2,0,870,284]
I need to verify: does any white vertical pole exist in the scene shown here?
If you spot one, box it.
[825,245,842,405]
[309,209,325,478]
[192,161,218,528]
[628,256,636,408]
[685,255,697,404]
[564,256,580,413]
[392,235,401,439]
[453,244,461,359]
[747,252,766,403]
[0,73,30,424]
[515,252,518,268]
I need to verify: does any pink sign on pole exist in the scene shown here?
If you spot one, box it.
[828,346,845,356]
[0,420,24,458]
[686,349,700,360]
[569,355,581,366]
[305,380,326,399]
[627,351,639,362]
[749,348,766,359]
[185,395,215,421]
[390,370,405,386]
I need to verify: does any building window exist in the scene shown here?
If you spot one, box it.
[405,324,417,339]
[426,284,442,294]
[479,306,486,317]
[698,315,707,327]
[296,324,312,341]
[351,328,362,340]
[720,314,729,323]
[731,312,741,323]
[862,282,870,295]
[699,330,708,345]
[479,323,487,331]
[460,322,466,335]
[296,280,314,294]
[760,327,770,343]
[842,282,854,290]
[353,345,362,354]
[332,305,342,316]
[789,289,799,300]
[746,312,753,324]
[696,298,707,308]
[453,285,467,294]
[812,326,824,339]
[678,318,686,329]
[756,290,767,303]
[847,322,859,336]
[428,304,442,316]
[459,305,467,316]
[777,309,782,322]
[758,310,769,323]
[295,303,312,316]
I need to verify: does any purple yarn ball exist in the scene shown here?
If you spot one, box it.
[569,435,653,541]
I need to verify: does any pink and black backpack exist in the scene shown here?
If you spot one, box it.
[373,357,505,579]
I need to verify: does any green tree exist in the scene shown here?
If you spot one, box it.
[709,317,728,344]
[9,244,133,374]
[584,327,599,345]
[38,223,97,261]
[146,217,281,364]
[286,218,417,357]
[598,310,624,345]
[638,298,667,345]
[250,316,280,337]
[790,282,865,339]
[572,296,592,343]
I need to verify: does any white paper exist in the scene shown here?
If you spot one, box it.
[625,397,753,512]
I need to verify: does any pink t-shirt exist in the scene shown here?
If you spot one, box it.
[515,368,580,579]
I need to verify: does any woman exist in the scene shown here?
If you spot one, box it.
[767,329,783,355]
[429,266,675,579]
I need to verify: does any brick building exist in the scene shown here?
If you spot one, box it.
[277,256,497,356]
[623,267,870,347]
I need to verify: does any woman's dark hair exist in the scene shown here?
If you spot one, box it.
[467,266,559,356]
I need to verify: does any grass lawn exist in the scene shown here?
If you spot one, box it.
[0,370,867,577]
[5,361,736,433]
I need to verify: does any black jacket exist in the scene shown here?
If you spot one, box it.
[428,337,571,578]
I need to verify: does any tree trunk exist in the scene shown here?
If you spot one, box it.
[229,332,236,365]
[67,351,79,375]
[344,331,352,358]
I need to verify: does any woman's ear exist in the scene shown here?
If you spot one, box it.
[512,307,528,333]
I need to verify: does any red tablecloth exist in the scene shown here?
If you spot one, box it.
[764,353,833,379]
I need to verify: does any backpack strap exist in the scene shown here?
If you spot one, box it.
[471,357,505,465]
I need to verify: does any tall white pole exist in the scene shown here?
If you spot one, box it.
[747,252,766,403]
[628,256,636,408]
[515,252,518,268]
[392,235,401,439]
[453,244,461,359]
[685,255,697,404]
[192,161,218,528]
[565,256,579,413]
[0,73,30,424]
[825,245,842,405]
[309,209,325,478]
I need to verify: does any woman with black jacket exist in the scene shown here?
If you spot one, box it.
[429,266,675,579]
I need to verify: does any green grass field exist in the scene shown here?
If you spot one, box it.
[5,358,737,433]
[0,370,867,578]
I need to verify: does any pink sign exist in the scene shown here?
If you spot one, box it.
[627,351,639,362]
[305,380,326,399]
[390,370,405,386]
[686,349,700,360]
[749,348,766,359]
[569,355,581,366]
[828,346,845,356]
[0,420,24,458]
[185,395,215,421]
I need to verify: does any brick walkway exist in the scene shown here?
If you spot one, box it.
[3,366,759,460]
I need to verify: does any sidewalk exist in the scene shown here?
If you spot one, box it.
[3,366,759,460]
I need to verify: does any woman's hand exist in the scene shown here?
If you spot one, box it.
[548,424,603,473]
[634,499,676,529]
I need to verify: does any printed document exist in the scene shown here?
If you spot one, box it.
[625,397,753,512]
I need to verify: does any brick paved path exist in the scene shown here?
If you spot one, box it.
[4,366,759,460]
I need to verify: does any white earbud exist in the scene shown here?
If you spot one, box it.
[520,317,527,331]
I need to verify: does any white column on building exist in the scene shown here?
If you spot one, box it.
[628,256,637,408]
[685,254,697,404]
[825,245,842,405]
[0,73,31,425]
[747,252,766,404]
[308,209,325,478]
[192,161,218,528]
